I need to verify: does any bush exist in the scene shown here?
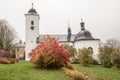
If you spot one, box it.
[15,58,19,62]
[7,58,16,64]
[62,67,106,80]
[30,37,70,69]
[63,44,76,57]
[0,57,10,64]
[93,59,99,65]
[0,49,17,64]
[111,50,120,69]
[0,57,18,64]
[0,49,10,58]
[36,55,62,69]
[71,57,80,64]
[64,61,74,70]
[77,48,93,66]
[62,67,86,80]
[99,46,114,68]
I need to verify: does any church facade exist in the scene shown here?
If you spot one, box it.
[25,6,100,61]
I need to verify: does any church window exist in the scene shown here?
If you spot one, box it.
[30,26,34,30]
[88,47,93,54]
[31,21,34,25]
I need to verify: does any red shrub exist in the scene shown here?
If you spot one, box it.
[0,57,10,64]
[0,57,18,64]
[0,49,10,58]
[29,37,70,69]
[15,58,19,62]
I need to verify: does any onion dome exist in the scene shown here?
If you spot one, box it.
[75,19,94,41]
[28,8,37,13]
[28,3,37,13]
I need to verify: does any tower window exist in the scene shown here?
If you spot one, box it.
[31,21,34,25]
[88,47,93,54]
[30,26,34,30]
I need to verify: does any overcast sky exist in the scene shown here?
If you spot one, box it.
[0,0,120,42]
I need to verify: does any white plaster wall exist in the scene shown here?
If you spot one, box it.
[25,13,39,61]
[74,40,100,59]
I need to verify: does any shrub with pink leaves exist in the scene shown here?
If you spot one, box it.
[29,37,70,69]
[0,49,10,58]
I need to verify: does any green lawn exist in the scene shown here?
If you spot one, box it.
[0,62,120,80]
[0,62,71,80]
[73,64,120,80]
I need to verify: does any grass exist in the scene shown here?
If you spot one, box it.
[0,62,120,80]
[73,64,120,80]
[0,62,71,80]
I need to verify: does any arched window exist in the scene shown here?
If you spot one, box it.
[88,47,93,54]
[31,21,34,25]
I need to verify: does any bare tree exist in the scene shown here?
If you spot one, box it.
[105,39,120,49]
[0,19,17,51]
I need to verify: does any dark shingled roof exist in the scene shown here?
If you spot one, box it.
[28,8,37,13]
[74,20,95,41]
[36,34,76,43]
[35,21,100,43]
[74,29,94,41]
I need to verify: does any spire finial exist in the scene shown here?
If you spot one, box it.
[67,20,71,41]
[32,3,33,8]
[81,18,83,22]
[68,20,70,28]
[80,18,85,30]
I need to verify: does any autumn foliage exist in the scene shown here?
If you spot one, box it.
[0,49,10,58]
[29,37,70,69]
[0,57,19,64]
[78,48,93,66]
[0,49,19,64]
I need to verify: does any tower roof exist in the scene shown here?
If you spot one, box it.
[28,3,37,13]
[75,19,94,41]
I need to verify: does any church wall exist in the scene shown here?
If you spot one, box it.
[74,40,100,60]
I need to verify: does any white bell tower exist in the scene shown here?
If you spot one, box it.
[25,3,40,61]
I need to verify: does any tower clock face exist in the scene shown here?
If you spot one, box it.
[30,26,34,30]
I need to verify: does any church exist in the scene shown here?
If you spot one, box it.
[25,5,100,61]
